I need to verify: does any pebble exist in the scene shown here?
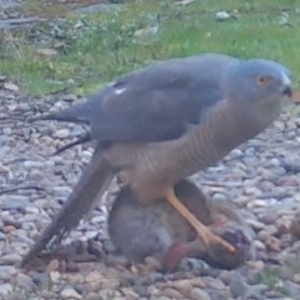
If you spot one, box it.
[0,196,32,210]
[161,288,182,298]
[23,160,44,168]
[0,266,17,281]
[189,288,211,300]
[172,279,193,295]
[0,283,13,296]
[215,11,231,21]
[54,129,70,139]
[14,273,36,290]
[60,287,82,299]
[229,274,248,298]
[0,253,22,264]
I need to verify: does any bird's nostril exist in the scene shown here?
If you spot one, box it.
[283,86,293,97]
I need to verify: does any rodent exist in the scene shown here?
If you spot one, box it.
[108,179,256,271]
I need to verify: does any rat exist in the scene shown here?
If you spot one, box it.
[108,179,256,272]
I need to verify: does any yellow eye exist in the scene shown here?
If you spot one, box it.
[256,75,270,86]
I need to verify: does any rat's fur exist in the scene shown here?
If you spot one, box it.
[108,179,256,271]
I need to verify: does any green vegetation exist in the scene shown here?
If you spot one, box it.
[0,0,299,95]
[261,265,290,296]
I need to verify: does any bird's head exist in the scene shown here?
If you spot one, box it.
[223,58,292,126]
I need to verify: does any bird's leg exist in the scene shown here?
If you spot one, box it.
[165,187,235,254]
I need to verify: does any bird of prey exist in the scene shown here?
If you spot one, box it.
[108,179,255,271]
[21,53,293,267]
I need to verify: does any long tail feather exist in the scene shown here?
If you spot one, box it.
[21,143,115,267]
[52,133,92,156]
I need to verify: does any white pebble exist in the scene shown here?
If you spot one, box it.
[23,160,44,169]
[0,283,12,296]
[215,11,231,21]
[54,129,70,139]
[61,287,82,299]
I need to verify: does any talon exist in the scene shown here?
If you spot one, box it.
[200,227,235,254]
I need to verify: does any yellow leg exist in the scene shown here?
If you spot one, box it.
[165,187,235,254]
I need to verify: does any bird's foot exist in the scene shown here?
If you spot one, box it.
[164,187,235,254]
[197,225,236,254]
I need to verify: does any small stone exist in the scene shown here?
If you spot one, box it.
[277,176,298,187]
[0,266,17,281]
[54,129,70,139]
[86,292,99,300]
[85,270,104,282]
[247,260,265,271]
[283,280,300,298]
[61,287,82,299]
[23,160,44,168]
[244,284,268,299]
[290,212,300,237]
[1,195,32,210]
[211,193,227,201]
[36,48,58,58]
[0,283,13,296]
[5,291,25,300]
[0,254,22,264]
[172,279,193,296]
[120,288,139,299]
[64,273,84,285]
[215,11,231,21]
[246,270,262,285]
[46,259,60,273]
[17,103,31,112]
[0,163,12,176]
[51,186,72,197]
[49,271,61,282]
[3,128,11,135]
[189,288,211,300]
[229,274,248,298]
[161,287,183,299]
[293,273,300,284]
[218,270,232,285]
[189,277,206,288]
[145,256,161,271]
[254,240,266,251]
[247,199,268,209]
[246,219,266,230]
[2,225,17,234]
[99,289,121,299]
[15,273,35,290]
[202,278,225,290]
[258,230,281,251]
[4,82,19,92]
[276,215,293,235]
[39,291,58,299]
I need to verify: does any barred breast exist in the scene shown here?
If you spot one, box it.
[130,98,271,201]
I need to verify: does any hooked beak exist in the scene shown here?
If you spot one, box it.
[281,72,293,98]
[282,85,293,98]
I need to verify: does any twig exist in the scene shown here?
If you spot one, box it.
[0,185,45,195]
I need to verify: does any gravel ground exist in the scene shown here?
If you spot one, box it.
[1,83,300,300]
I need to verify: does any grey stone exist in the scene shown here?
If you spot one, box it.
[0,283,12,296]
[229,274,248,298]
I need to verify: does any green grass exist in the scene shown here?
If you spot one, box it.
[0,0,300,95]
